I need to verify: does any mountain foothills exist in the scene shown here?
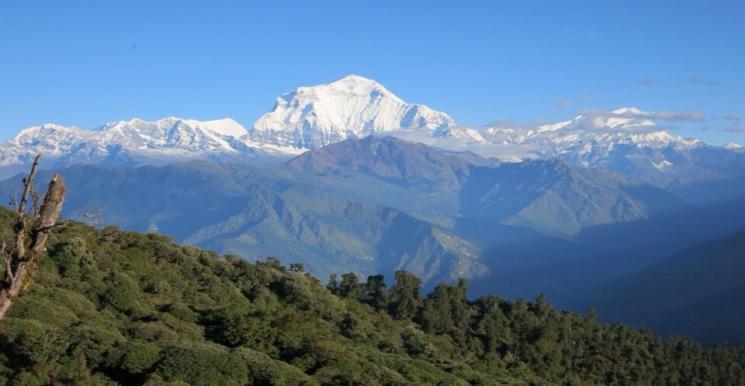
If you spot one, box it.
[590,232,745,346]
[0,211,743,385]
[1,75,745,348]
[1,137,697,289]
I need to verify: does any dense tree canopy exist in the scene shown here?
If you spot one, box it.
[0,207,743,385]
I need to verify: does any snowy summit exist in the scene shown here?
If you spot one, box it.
[0,117,302,178]
[0,75,737,185]
[250,75,455,149]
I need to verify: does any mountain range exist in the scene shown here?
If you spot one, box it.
[4,135,744,345]
[3,75,744,187]
[0,135,693,286]
[1,75,745,345]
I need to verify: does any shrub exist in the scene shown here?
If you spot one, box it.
[156,345,248,386]
[120,340,162,375]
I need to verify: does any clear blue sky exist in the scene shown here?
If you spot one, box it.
[1,1,743,144]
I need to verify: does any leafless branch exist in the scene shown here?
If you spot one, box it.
[0,156,65,322]
[17,154,41,217]
[1,242,12,284]
[30,183,41,218]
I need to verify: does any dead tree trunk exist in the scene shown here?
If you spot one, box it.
[0,155,66,321]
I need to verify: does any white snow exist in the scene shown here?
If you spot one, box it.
[0,117,298,170]
[0,76,724,178]
[432,126,486,143]
[653,160,674,171]
[249,74,454,149]
[470,108,702,166]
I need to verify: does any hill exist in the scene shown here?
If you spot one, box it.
[591,231,745,345]
[0,138,685,288]
[0,207,743,385]
[459,159,683,237]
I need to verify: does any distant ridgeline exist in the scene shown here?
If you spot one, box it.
[0,207,743,385]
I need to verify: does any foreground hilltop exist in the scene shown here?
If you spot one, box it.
[0,207,743,385]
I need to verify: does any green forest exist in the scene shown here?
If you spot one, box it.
[0,207,743,386]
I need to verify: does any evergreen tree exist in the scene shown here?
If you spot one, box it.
[327,273,339,293]
[387,270,422,320]
[363,274,387,310]
[339,272,363,300]
[418,279,471,340]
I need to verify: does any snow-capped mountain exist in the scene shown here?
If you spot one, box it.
[1,75,743,186]
[475,114,713,186]
[250,75,454,149]
[395,107,702,162]
[724,142,743,151]
[480,108,702,162]
[432,126,486,143]
[390,105,745,186]
[247,75,715,181]
[0,117,303,178]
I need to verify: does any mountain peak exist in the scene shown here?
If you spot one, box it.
[12,123,78,138]
[93,117,249,138]
[249,76,454,149]
[336,74,375,82]
[612,107,645,115]
[292,74,396,102]
[0,116,290,175]
[326,74,388,90]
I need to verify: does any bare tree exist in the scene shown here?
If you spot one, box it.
[75,205,104,228]
[0,155,66,321]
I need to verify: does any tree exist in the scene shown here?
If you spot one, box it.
[289,262,305,273]
[418,279,471,335]
[419,284,454,334]
[0,155,66,321]
[327,273,339,293]
[338,272,363,300]
[363,274,387,310]
[387,270,422,320]
[474,296,513,354]
[534,293,550,318]
[74,205,104,228]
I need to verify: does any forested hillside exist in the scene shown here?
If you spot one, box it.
[0,207,743,385]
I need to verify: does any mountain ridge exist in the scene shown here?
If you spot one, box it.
[2,75,742,186]
[0,137,689,289]
[590,231,745,345]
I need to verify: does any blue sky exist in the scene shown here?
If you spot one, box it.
[1,1,743,144]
